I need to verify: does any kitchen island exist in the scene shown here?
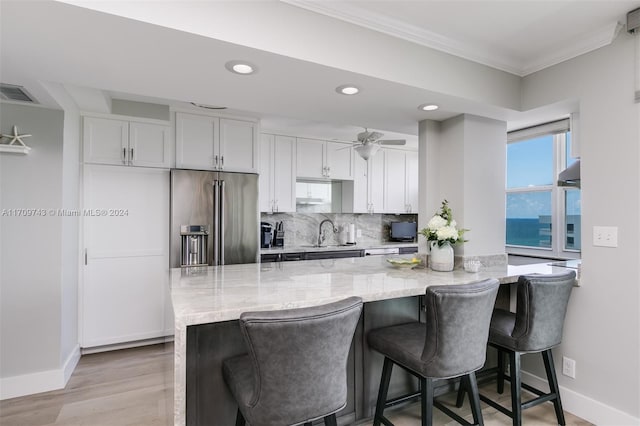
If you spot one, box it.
[171,255,577,425]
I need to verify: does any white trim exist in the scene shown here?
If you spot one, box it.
[80,335,174,355]
[521,370,640,426]
[62,345,81,384]
[283,1,623,77]
[0,345,79,400]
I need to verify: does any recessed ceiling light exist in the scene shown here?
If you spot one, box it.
[225,60,258,75]
[419,104,439,111]
[336,85,360,95]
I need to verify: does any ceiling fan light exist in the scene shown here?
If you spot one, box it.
[419,104,439,111]
[355,144,380,160]
[336,85,360,95]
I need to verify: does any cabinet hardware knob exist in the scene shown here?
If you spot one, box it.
[122,147,127,164]
[130,148,134,165]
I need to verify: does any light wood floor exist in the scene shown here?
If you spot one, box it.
[0,343,592,425]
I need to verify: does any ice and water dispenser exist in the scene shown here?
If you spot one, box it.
[180,225,209,267]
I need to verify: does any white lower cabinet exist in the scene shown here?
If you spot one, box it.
[81,165,172,348]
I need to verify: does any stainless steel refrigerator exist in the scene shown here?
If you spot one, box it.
[170,169,259,268]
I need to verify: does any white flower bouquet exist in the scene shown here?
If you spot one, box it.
[419,200,468,247]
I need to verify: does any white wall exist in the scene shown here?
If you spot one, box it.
[521,32,640,422]
[0,103,64,380]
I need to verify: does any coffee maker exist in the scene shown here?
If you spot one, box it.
[260,222,274,248]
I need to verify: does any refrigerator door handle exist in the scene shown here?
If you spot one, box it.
[213,180,220,265]
[220,180,225,265]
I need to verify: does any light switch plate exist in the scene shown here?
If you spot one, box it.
[593,226,618,247]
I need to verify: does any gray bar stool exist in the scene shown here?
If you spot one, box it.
[457,271,575,425]
[222,297,363,426]
[368,279,500,426]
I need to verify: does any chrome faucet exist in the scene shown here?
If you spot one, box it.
[317,219,337,246]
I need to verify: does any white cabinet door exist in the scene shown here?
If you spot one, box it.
[352,155,369,213]
[384,149,407,214]
[259,134,274,213]
[369,153,385,213]
[296,138,325,179]
[82,165,170,347]
[273,135,296,212]
[175,112,218,170]
[83,117,128,165]
[325,141,353,180]
[83,256,169,347]
[219,118,257,173]
[129,122,171,168]
[406,154,419,213]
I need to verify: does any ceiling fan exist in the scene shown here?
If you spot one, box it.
[347,129,406,160]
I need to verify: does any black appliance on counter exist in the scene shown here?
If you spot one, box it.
[274,221,285,247]
[390,221,417,242]
[260,222,274,248]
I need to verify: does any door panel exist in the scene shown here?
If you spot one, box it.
[220,172,259,265]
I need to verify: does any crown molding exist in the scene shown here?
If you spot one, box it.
[283,0,623,77]
[521,22,623,76]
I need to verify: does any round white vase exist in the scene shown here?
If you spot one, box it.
[429,241,454,271]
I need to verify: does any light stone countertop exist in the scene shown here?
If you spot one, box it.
[170,255,575,425]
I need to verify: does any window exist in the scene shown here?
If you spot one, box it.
[506,119,581,258]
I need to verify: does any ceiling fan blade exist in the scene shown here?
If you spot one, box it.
[379,139,406,145]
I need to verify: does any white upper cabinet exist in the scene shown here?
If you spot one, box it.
[296,138,353,180]
[325,141,353,180]
[296,138,325,179]
[260,134,296,213]
[406,154,419,213]
[350,149,418,214]
[352,152,384,213]
[175,113,257,172]
[384,149,407,214]
[83,116,171,168]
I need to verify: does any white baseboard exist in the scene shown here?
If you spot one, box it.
[80,335,174,355]
[521,370,640,425]
[0,345,80,401]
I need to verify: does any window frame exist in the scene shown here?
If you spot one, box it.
[506,130,580,259]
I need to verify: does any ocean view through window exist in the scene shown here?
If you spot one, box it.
[506,119,581,258]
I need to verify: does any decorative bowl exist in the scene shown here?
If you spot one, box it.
[386,257,421,269]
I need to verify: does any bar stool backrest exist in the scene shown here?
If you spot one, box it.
[511,271,575,352]
[421,279,500,378]
[239,297,363,425]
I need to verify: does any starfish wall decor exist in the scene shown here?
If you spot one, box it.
[1,125,32,147]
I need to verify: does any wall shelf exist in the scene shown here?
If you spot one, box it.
[0,145,31,154]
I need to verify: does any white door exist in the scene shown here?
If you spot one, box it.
[273,135,297,212]
[296,138,325,179]
[384,149,407,214]
[83,117,129,165]
[325,141,353,180]
[259,134,274,212]
[129,122,172,168]
[82,165,170,347]
[219,118,257,173]
[406,154,419,213]
[175,113,218,170]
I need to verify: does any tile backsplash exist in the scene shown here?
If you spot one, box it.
[261,212,418,247]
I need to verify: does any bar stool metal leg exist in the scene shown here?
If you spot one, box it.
[467,372,483,426]
[542,350,566,425]
[421,377,434,426]
[497,348,506,394]
[509,351,522,426]
[373,357,394,426]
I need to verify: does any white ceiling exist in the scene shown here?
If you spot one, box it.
[284,0,637,76]
[1,0,638,143]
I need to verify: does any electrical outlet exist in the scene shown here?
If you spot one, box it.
[356,229,362,238]
[562,356,576,378]
[593,226,618,247]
